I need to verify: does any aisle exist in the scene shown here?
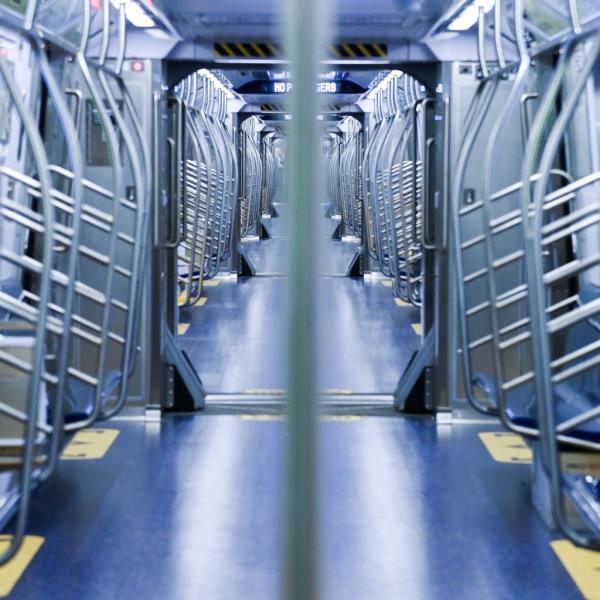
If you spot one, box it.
[11,414,583,599]
[8,207,584,600]
[11,415,285,600]
[180,206,420,395]
[319,415,580,599]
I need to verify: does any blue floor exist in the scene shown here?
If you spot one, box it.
[181,207,419,394]
[11,415,584,599]
[319,416,581,599]
[180,277,288,393]
[4,208,586,599]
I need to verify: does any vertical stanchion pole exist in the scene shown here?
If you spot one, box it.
[284,0,326,598]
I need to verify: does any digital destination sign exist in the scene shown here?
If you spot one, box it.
[237,77,365,95]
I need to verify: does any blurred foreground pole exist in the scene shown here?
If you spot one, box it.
[284,0,327,597]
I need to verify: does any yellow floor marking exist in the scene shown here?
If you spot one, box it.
[322,388,353,395]
[244,388,286,395]
[321,415,364,422]
[203,280,220,287]
[381,280,393,287]
[178,323,190,336]
[551,539,600,600]
[478,432,532,464]
[412,323,422,335]
[61,429,120,460]
[0,535,44,597]
[178,296,207,307]
[241,415,364,423]
[395,298,411,307]
[241,414,285,422]
[561,452,600,478]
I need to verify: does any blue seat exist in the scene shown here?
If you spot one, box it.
[61,370,123,424]
[473,283,600,442]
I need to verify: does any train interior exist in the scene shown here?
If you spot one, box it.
[0,0,600,598]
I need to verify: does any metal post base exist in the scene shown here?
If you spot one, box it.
[394,325,436,413]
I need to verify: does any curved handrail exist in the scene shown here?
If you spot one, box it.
[63,0,124,431]
[0,51,54,567]
[479,0,540,436]
[450,77,500,415]
[524,32,600,549]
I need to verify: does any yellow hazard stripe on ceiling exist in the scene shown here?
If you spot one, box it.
[261,104,285,112]
[332,43,388,58]
[61,428,120,460]
[214,42,281,58]
[214,42,388,59]
[551,540,600,600]
[0,535,44,597]
[479,432,533,464]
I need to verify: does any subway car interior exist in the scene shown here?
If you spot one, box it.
[0,0,600,598]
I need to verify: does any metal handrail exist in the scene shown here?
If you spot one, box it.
[62,0,125,431]
[524,31,600,548]
[95,8,149,420]
[451,75,500,416]
[479,0,541,436]
[0,50,54,567]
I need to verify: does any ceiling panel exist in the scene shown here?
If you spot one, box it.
[155,0,457,43]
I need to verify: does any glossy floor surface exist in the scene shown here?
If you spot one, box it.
[11,414,584,599]
[5,206,586,599]
[180,203,420,394]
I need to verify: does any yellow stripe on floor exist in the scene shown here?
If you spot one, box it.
[560,452,600,477]
[196,297,208,307]
[395,298,411,307]
[178,323,190,336]
[241,414,285,422]
[381,280,393,287]
[244,388,286,395]
[551,540,600,600]
[61,429,120,460]
[478,432,532,464]
[412,323,422,335]
[0,535,44,597]
[203,280,220,287]
[322,388,353,395]
[241,414,364,423]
